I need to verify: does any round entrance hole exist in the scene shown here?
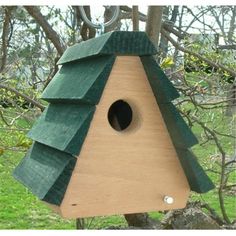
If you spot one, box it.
[108,100,133,131]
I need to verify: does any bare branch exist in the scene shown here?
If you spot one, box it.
[228,6,236,43]
[213,129,235,139]
[211,7,227,40]
[161,29,236,78]
[24,6,65,55]
[184,6,218,34]
[224,184,236,189]
[132,6,139,31]
[120,5,147,21]
[0,83,45,111]
[0,109,11,126]
[180,110,231,224]
[201,202,225,225]
[170,6,179,23]
[218,44,236,50]
[162,22,188,40]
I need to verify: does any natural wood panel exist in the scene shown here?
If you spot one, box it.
[60,56,190,218]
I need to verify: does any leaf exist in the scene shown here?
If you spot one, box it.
[160,57,174,69]
[15,134,32,148]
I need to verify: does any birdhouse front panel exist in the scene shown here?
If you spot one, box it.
[59,56,190,218]
[13,31,214,219]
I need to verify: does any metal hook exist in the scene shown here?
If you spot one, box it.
[99,23,105,35]
[79,6,120,34]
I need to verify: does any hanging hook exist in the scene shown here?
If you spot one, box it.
[99,23,105,35]
[79,6,120,34]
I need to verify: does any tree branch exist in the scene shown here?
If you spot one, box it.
[162,22,188,40]
[0,83,45,111]
[24,6,65,55]
[211,7,227,41]
[184,6,218,34]
[170,6,179,23]
[120,5,147,21]
[180,110,231,224]
[161,29,236,78]
[200,202,225,225]
[146,6,164,47]
[228,6,236,43]
[0,6,15,73]
[124,213,161,229]
[218,44,236,50]
[132,6,139,31]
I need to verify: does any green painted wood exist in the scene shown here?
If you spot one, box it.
[42,56,115,104]
[140,56,213,192]
[158,102,198,149]
[140,56,179,102]
[28,104,95,156]
[13,142,76,203]
[176,148,215,193]
[57,31,157,65]
[43,157,76,205]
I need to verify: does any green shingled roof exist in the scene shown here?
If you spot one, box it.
[176,149,215,193]
[44,157,76,205]
[158,102,198,149]
[13,142,76,204]
[57,31,157,64]
[13,31,214,207]
[28,103,95,156]
[141,54,213,192]
[42,56,116,104]
[140,56,180,103]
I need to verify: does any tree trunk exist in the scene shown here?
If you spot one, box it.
[228,6,236,43]
[145,6,164,48]
[132,6,139,31]
[0,6,15,73]
[159,6,170,60]
[159,6,179,59]
[124,213,161,229]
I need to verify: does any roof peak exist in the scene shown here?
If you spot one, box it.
[57,31,157,65]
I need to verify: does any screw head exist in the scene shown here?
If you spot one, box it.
[164,196,174,204]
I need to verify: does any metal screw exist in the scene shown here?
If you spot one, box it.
[164,196,174,204]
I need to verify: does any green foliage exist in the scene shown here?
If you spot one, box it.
[160,57,175,69]
[184,34,236,93]
[15,134,32,148]
[0,108,35,153]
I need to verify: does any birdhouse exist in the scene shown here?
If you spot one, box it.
[13,31,214,219]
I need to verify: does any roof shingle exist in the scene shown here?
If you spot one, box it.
[57,31,157,65]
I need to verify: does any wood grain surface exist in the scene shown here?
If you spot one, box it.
[59,56,190,218]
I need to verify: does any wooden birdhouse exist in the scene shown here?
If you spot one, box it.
[13,31,214,219]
